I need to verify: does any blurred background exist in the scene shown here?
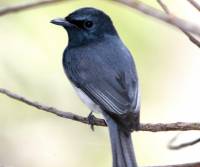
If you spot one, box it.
[0,0,200,167]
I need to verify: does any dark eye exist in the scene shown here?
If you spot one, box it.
[84,20,94,29]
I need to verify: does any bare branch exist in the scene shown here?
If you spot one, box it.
[141,122,200,132]
[187,0,200,12]
[157,0,170,14]
[1,87,200,132]
[149,162,200,167]
[0,88,106,127]
[0,0,65,16]
[168,134,200,150]
[0,0,200,37]
[116,0,200,36]
[182,31,200,48]
[157,0,200,48]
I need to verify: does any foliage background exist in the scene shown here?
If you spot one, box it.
[0,0,200,167]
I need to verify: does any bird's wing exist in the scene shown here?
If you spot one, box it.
[80,72,139,115]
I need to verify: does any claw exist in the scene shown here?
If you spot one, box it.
[87,111,96,131]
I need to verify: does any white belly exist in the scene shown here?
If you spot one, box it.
[72,85,102,113]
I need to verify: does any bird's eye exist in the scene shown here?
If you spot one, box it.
[84,20,94,29]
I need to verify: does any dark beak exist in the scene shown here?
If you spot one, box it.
[50,18,73,27]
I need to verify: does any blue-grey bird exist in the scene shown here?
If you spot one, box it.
[51,7,140,167]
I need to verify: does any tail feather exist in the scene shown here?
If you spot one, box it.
[103,112,137,167]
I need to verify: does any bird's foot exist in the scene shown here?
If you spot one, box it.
[87,111,96,131]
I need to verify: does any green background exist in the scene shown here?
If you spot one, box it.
[0,0,200,167]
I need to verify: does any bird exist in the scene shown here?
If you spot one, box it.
[51,7,140,167]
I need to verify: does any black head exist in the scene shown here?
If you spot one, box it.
[51,7,118,48]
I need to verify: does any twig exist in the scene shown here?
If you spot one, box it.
[157,0,200,48]
[116,0,200,36]
[149,162,200,167]
[182,31,200,48]
[0,0,65,16]
[1,87,200,132]
[157,0,170,14]
[0,88,106,126]
[0,0,200,36]
[168,134,200,150]
[187,0,200,12]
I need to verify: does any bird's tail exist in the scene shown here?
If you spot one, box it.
[103,112,138,167]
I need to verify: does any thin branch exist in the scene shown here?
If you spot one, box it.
[141,122,200,132]
[0,0,65,16]
[0,88,106,127]
[157,0,200,48]
[0,0,200,37]
[157,0,170,14]
[149,162,200,167]
[1,87,200,132]
[116,0,200,36]
[182,31,200,48]
[168,134,200,150]
[187,0,200,12]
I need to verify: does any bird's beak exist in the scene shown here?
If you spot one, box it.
[50,18,73,27]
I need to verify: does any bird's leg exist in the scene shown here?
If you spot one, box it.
[87,111,96,131]
[132,112,140,131]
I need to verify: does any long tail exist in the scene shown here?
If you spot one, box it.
[103,112,137,167]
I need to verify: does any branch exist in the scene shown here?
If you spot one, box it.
[0,0,65,16]
[157,0,170,14]
[1,87,200,132]
[116,0,200,36]
[150,162,200,167]
[168,134,200,150]
[0,88,106,127]
[0,0,200,37]
[187,0,200,12]
[157,0,200,48]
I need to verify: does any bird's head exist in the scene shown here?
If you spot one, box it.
[51,7,118,47]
